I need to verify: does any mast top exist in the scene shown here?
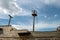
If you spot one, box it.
[32,10,37,16]
[9,15,13,18]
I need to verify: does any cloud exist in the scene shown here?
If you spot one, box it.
[0,0,32,19]
[40,0,56,4]
[0,13,8,19]
[18,0,43,9]
[35,22,60,29]
[12,21,60,31]
[54,14,58,18]
[0,0,60,31]
[0,0,60,19]
[12,24,32,31]
[40,0,60,7]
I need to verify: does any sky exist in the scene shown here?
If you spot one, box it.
[0,0,60,31]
